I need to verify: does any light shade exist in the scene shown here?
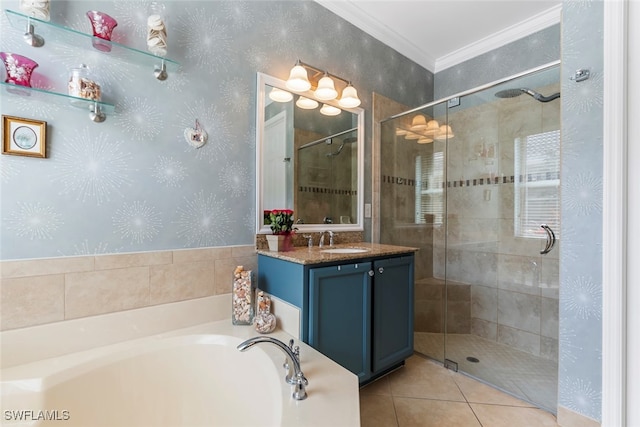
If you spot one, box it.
[410,114,427,131]
[405,132,421,140]
[435,124,454,140]
[315,74,338,101]
[286,64,311,92]
[269,87,293,103]
[296,96,318,109]
[395,128,408,136]
[418,136,434,144]
[338,84,361,108]
[424,119,440,135]
[320,104,341,116]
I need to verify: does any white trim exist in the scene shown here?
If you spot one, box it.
[626,1,640,425]
[602,0,628,426]
[314,1,560,73]
[435,5,561,72]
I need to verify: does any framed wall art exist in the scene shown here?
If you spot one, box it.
[2,115,47,158]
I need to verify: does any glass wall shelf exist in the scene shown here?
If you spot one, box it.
[5,9,179,80]
[1,82,116,122]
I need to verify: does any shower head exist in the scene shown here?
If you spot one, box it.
[494,88,560,103]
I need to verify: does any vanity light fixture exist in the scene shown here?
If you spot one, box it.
[435,124,455,140]
[315,72,338,101]
[296,96,319,109]
[410,114,427,131]
[320,104,341,116]
[338,83,361,108]
[418,136,434,144]
[269,87,293,103]
[286,60,312,92]
[424,119,441,135]
[395,128,408,136]
[285,60,361,108]
[405,132,421,140]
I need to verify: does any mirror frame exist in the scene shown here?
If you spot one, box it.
[256,72,365,234]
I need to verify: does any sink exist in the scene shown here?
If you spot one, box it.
[321,247,370,254]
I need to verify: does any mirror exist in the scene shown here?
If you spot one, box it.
[256,72,364,234]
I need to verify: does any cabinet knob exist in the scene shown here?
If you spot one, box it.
[378,267,384,274]
[368,270,374,277]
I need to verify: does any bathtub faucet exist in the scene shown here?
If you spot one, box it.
[237,336,308,400]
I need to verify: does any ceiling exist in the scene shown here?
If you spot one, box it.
[315,0,561,73]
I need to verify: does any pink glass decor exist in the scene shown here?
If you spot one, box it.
[86,11,118,52]
[1,52,38,87]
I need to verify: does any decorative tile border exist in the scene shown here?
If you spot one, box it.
[382,172,560,189]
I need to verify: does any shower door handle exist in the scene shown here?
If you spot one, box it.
[540,224,556,255]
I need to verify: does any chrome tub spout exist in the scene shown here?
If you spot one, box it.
[237,336,308,400]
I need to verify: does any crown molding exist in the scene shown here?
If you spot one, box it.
[433,4,561,72]
[315,1,561,74]
[315,0,437,71]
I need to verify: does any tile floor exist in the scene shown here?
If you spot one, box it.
[414,332,558,412]
[360,354,559,427]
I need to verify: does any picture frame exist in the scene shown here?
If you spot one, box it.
[2,115,47,158]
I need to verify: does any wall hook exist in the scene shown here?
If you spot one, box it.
[570,68,590,82]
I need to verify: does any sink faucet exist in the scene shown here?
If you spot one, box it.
[237,336,308,400]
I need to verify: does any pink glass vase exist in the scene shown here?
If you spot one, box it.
[86,11,118,52]
[1,52,38,87]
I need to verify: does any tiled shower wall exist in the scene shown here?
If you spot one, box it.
[433,82,561,361]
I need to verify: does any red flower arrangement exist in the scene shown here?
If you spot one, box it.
[266,209,295,235]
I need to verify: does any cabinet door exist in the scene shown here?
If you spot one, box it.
[372,255,414,372]
[308,262,372,382]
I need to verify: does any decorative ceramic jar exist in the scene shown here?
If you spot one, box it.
[86,11,118,52]
[254,291,276,334]
[232,266,255,325]
[19,0,50,21]
[1,52,38,87]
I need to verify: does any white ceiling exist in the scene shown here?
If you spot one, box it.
[316,0,561,73]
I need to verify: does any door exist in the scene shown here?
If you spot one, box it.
[308,262,372,382]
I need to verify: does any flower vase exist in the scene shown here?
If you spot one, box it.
[1,52,38,95]
[266,234,284,252]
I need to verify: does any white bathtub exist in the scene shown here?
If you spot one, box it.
[2,334,283,426]
[1,296,360,427]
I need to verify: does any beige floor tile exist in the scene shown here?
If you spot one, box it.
[470,403,559,427]
[360,394,398,427]
[394,397,481,427]
[453,372,535,407]
[388,356,465,401]
[361,375,392,396]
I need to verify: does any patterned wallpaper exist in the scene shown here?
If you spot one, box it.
[0,0,433,260]
[434,4,604,422]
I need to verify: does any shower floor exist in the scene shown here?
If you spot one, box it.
[414,332,558,413]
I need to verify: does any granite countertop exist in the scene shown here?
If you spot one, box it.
[256,242,418,265]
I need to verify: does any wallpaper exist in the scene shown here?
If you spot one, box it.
[0,0,433,260]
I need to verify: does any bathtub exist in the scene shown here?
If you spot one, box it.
[1,297,360,426]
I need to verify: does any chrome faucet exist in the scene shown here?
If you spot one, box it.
[237,336,308,400]
[319,230,334,248]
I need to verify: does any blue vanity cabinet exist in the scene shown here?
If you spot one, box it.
[308,262,372,382]
[257,252,415,383]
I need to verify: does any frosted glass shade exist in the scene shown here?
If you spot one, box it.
[286,65,311,92]
[424,120,440,135]
[296,96,318,109]
[418,136,434,144]
[405,132,421,140]
[410,114,427,131]
[338,84,361,108]
[269,87,293,103]
[315,75,338,101]
[435,124,454,140]
[320,104,341,116]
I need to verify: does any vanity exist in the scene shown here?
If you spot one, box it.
[257,242,417,384]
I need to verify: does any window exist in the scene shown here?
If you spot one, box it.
[415,152,444,224]
[514,130,560,239]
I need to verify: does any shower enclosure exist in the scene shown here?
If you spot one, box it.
[379,63,560,413]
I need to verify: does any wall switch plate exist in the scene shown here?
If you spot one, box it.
[364,203,372,218]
